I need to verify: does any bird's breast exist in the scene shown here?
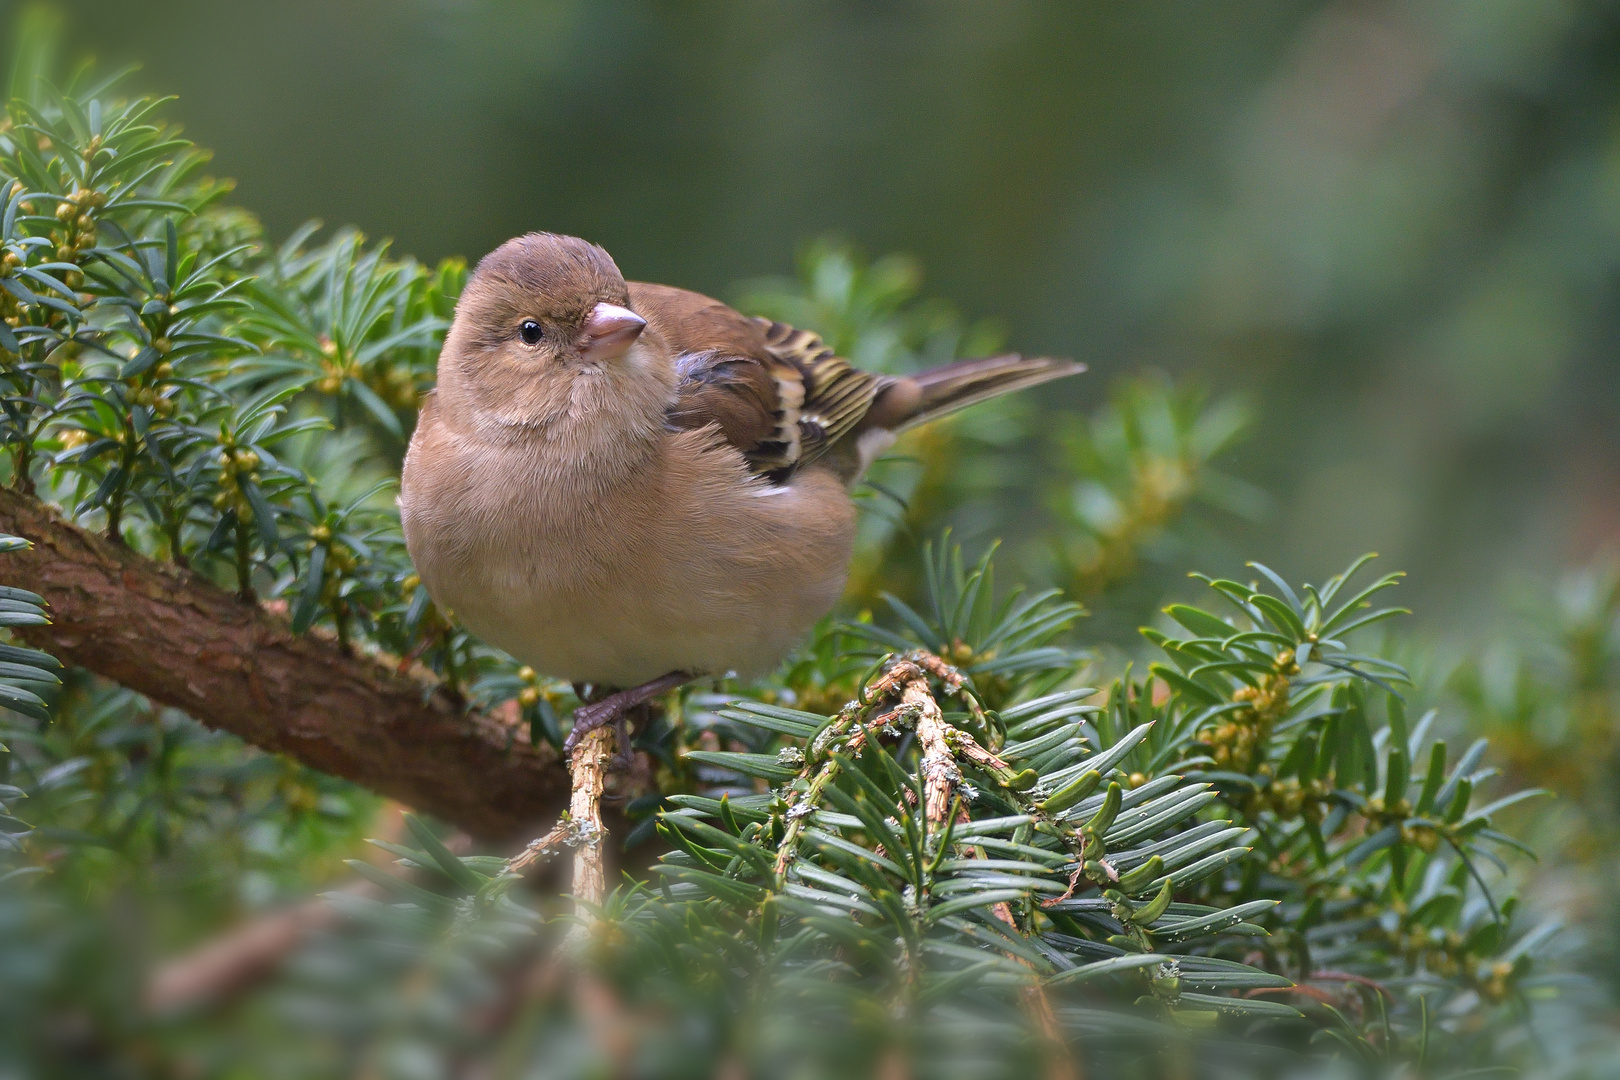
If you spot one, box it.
[400,425,858,687]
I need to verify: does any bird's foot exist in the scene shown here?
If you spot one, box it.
[563,671,693,764]
[612,710,636,773]
[563,695,628,760]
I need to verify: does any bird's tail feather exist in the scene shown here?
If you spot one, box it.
[897,354,1085,431]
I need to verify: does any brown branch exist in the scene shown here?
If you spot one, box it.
[767,663,922,882]
[507,817,572,876]
[953,736,1014,775]
[145,813,471,1012]
[567,724,613,915]
[144,896,335,1013]
[0,486,568,839]
[905,674,957,826]
[910,650,967,692]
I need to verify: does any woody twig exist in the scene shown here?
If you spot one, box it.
[566,724,613,917]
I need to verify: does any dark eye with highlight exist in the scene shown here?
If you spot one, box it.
[519,319,543,345]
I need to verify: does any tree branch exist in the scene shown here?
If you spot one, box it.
[567,725,614,916]
[0,486,567,839]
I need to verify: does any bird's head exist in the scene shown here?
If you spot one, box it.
[434,232,668,437]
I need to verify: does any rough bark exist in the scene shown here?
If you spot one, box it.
[0,485,566,839]
[567,725,614,914]
[904,674,956,825]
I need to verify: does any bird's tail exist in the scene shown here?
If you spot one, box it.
[894,354,1085,432]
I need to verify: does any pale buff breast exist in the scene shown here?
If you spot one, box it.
[400,422,857,687]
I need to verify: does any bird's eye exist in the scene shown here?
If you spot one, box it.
[519,319,543,345]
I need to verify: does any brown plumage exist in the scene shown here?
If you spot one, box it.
[399,232,1083,753]
[636,280,1081,483]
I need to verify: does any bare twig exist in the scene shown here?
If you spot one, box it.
[952,735,1015,775]
[145,815,473,1013]
[903,672,957,826]
[769,671,917,882]
[144,897,336,1013]
[910,650,967,692]
[567,724,614,916]
[507,818,572,876]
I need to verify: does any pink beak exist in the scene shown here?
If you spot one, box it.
[578,302,646,362]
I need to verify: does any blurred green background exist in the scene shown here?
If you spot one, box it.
[43,0,1620,638]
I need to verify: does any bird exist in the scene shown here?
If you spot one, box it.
[399,232,1083,758]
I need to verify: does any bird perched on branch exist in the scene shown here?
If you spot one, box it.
[400,233,1082,757]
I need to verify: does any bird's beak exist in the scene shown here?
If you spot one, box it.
[578,302,647,362]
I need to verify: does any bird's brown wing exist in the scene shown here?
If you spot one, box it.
[664,346,809,474]
[632,281,890,479]
[754,319,889,469]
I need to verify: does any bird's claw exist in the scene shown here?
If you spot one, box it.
[612,711,635,772]
[563,696,625,759]
[562,671,691,767]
